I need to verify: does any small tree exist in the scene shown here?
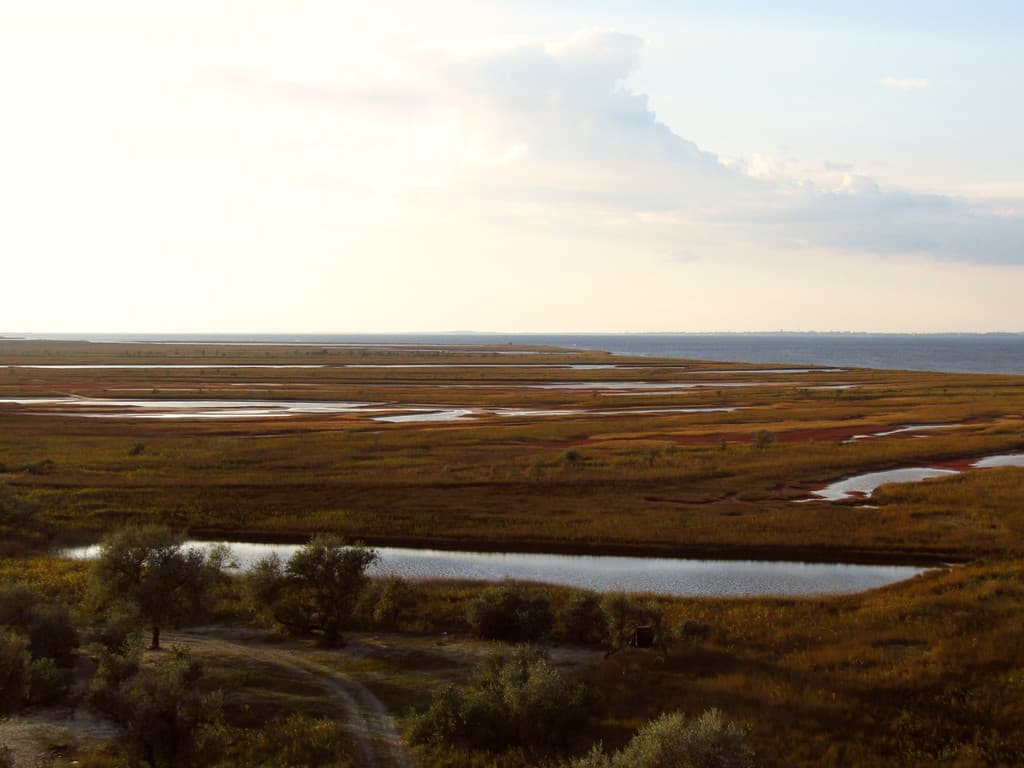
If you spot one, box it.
[26,601,79,662]
[92,526,224,650]
[369,576,417,630]
[561,591,607,645]
[91,648,223,768]
[466,583,553,642]
[245,536,377,646]
[752,430,775,450]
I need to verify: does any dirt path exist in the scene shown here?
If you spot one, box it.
[165,630,413,768]
[0,709,119,768]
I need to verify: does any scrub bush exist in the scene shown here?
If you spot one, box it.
[570,709,754,768]
[0,629,30,715]
[560,591,607,645]
[408,645,595,751]
[466,584,553,642]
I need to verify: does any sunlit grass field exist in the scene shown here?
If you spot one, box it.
[2,337,1023,766]
[2,340,1022,562]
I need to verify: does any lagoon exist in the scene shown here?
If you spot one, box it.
[62,542,929,597]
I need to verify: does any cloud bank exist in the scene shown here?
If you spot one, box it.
[438,31,1021,265]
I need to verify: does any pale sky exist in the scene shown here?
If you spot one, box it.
[2,1,1023,333]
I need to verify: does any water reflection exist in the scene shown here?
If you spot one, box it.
[62,542,928,597]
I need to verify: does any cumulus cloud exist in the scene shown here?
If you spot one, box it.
[449,29,755,208]
[441,31,1021,264]
[178,27,1023,267]
[880,77,929,90]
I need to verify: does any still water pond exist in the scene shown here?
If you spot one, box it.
[63,542,928,597]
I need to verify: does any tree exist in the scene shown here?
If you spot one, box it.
[91,648,223,768]
[246,535,377,646]
[92,526,225,650]
[0,585,78,663]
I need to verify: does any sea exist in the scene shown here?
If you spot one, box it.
[6,333,1024,375]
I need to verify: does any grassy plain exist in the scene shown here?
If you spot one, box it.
[3,339,1024,766]
[2,339,1023,562]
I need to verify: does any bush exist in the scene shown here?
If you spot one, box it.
[92,601,143,654]
[0,745,13,768]
[466,584,553,642]
[570,709,754,768]
[368,576,417,630]
[27,601,79,662]
[92,649,224,768]
[600,594,665,648]
[408,646,595,751]
[28,657,68,705]
[0,629,30,715]
[0,585,79,665]
[561,591,607,645]
[0,584,37,629]
[88,645,142,720]
[0,487,42,552]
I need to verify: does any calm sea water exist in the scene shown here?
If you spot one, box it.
[8,333,1024,374]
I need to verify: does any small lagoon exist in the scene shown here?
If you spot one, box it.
[61,542,929,597]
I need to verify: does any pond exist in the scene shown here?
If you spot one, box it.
[61,542,929,597]
[808,453,1024,501]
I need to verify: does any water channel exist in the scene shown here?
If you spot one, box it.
[61,542,929,597]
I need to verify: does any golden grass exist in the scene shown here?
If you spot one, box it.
[2,341,1023,564]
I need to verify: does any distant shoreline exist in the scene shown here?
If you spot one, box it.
[4,332,1023,374]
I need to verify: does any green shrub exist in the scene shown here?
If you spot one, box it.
[561,591,607,645]
[0,629,30,715]
[27,601,79,662]
[28,656,68,705]
[466,584,553,642]
[88,645,142,720]
[92,601,143,654]
[369,576,417,630]
[600,594,665,648]
[0,584,36,627]
[409,645,595,751]
[92,649,224,768]
[0,584,78,662]
[570,709,754,768]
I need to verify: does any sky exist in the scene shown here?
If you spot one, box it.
[1,1,1023,333]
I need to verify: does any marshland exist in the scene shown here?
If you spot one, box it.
[2,338,1023,767]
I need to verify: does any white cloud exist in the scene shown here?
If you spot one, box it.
[880,77,930,90]
[441,32,1021,264]
[2,10,1022,334]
